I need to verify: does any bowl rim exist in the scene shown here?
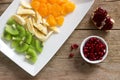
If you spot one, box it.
[80,35,108,64]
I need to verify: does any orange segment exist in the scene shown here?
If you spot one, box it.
[48,0,57,4]
[56,16,64,26]
[37,0,47,3]
[62,2,75,15]
[38,3,48,17]
[57,0,68,5]
[47,15,57,26]
[51,4,61,17]
[31,0,40,10]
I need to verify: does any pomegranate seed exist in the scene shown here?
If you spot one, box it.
[71,44,79,51]
[83,37,106,61]
[69,53,74,58]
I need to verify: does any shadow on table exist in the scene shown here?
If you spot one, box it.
[72,49,102,75]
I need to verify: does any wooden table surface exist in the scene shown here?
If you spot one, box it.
[0,0,120,80]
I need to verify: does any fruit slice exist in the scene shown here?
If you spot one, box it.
[12,36,22,41]
[26,48,37,63]
[5,24,19,36]
[21,1,32,9]
[7,18,16,25]
[33,23,48,35]
[15,41,29,53]
[16,24,26,37]
[55,16,64,26]
[3,30,12,41]
[11,40,20,48]
[12,14,26,26]
[24,31,32,44]
[47,15,57,26]
[35,39,43,53]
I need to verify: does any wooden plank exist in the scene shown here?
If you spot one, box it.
[0,4,10,16]
[0,30,120,80]
[0,0,13,3]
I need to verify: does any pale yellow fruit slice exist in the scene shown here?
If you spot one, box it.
[12,14,26,26]
[42,18,50,27]
[17,6,35,15]
[21,1,32,9]
[33,23,48,35]
[45,31,53,40]
[34,28,46,41]
[36,11,42,24]
[48,27,59,33]
[26,18,35,34]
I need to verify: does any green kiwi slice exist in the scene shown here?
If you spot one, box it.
[15,41,29,53]
[26,48,37,63]
[5,24,19,36]
[7,18,16,25]
[16,24,26,37]
[3,30,12,41]
[24,31,32,44]
[35,39,43,53]
[11,40,20,48]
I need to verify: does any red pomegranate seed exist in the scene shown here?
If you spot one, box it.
[71,44,79,51]
[83,37,106,61]
[69,53,74,58]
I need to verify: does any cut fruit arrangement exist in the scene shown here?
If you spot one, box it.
[2,0,76,64]
[3,17,43,63]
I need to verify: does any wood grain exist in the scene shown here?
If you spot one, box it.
[0,0,13,3]
[0,0,120,80]
[0,4,10,15]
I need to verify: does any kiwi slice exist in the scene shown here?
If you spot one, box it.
[26,48,37,63]
[5,24,19,36]
[15,41,29,53]
[35,39,43,53]
[11,40,20,48]
[12,36,22,41]
[7,18,16,25]
[25,31,32,44]
[3,30,12,41]
[16,24,26,37]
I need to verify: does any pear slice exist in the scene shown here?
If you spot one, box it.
[33,23,48,35]
[33,27,46,41]
[5,24,19,36]
[36,11,43,24]
[26,48,37,63]
[12,14,26,26]
[48,26,59,33]
[26,18,35,34]
[21,1,32,9]
[17,6,35,15]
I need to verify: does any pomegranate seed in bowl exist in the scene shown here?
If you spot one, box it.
[80,36,108,64]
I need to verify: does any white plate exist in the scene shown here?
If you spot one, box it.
[0,0,94,76]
